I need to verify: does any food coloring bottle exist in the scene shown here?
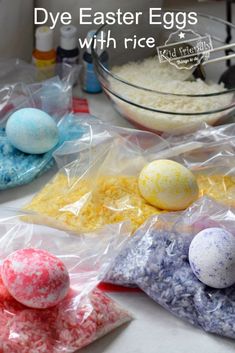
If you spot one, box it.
[57,25,79,65]
[82,30,109,94]
[56,25,79,85]
[32,26,56,78]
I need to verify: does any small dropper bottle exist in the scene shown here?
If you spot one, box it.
[81,30,109,93]
[57,25,79,66]
[32,26,56,78]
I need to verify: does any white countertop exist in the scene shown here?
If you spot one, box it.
[1,93,235,353]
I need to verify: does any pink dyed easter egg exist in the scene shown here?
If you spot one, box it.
[1,248,70,309]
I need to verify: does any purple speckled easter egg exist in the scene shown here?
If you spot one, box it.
[189,227,235,289]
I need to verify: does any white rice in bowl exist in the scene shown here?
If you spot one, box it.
[109,57,234,134]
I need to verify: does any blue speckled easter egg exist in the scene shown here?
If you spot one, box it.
[189,227,235,289]
[6,108,59,154]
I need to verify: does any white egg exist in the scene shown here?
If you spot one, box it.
[189,227,235,288]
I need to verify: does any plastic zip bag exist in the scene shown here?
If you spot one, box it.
[0,64,86,190]
[0,59,79,85]
[0,59,80,128]
[0,67,77,127]
[25,121,235,233]
[0,59,44,85]
[0,113,87,190]
[0,209,132,352]
[25,123,170,233]
[163,123,235,208]
[106,197,235,340]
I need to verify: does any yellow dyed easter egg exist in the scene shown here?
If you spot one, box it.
[138,159,199,211]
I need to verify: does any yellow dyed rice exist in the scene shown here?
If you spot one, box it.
[25,174,162,233]
[197,174,235,207]
[25,174,235,233]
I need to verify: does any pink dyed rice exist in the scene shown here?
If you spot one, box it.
[0,277,131,353]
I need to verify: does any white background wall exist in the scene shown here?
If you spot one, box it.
[0,0,34,60]
[35,0,235,52]
[35,0,163,48]
[164,0,235,19]
[0,0,233,61]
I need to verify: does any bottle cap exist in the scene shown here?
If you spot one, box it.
[35,26,54,52]
[60,25,78,50]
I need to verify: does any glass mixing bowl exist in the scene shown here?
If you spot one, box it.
[92,11,235,134]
